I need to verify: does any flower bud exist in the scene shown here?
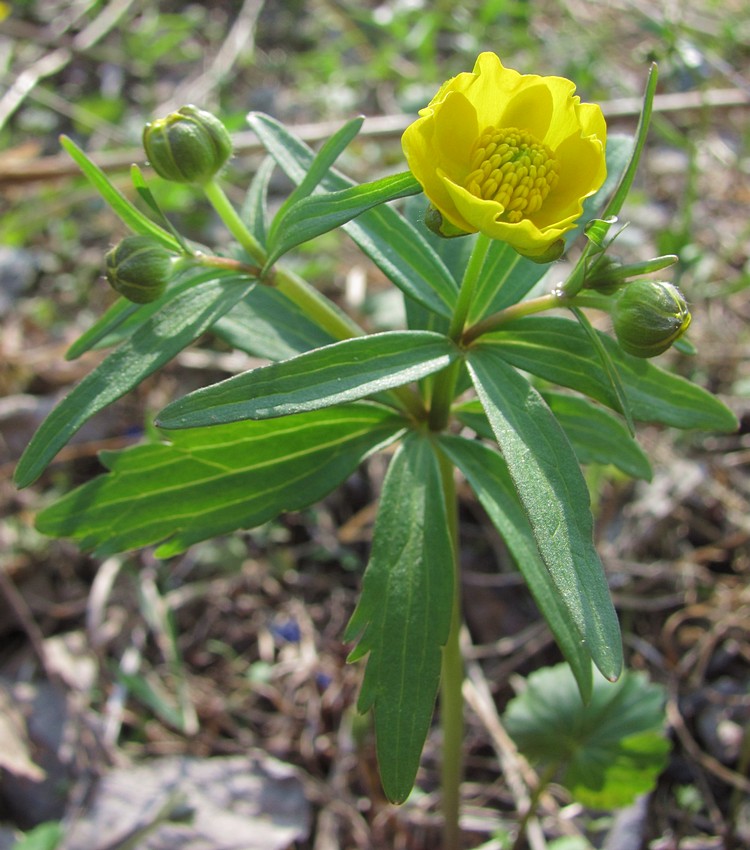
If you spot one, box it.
[612,280,691,358]
[142,105,232,184]
[105,235,175,303]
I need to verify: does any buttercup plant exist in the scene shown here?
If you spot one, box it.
[15,55,736,848]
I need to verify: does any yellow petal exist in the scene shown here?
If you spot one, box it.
[401,52,608,260]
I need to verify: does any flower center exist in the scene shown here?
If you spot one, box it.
[465,127,559,223]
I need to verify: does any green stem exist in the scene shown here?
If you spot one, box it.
[438,448,464,850]
[273,266,364,340]
[463,290,567,344]
[511,762,559,850]
[428,360,460,431]
[202,179,266,264]
[202,178,424,417]
[203,178,363,341]
[427,232,492,429]
[448,232,492,339]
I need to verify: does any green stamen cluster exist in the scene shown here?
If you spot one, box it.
[466,127,559,223]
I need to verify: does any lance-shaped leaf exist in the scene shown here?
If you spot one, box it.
[66,266,243,359]
[213,286,336,361]
[36,403,405,558]
[455,393,652,481]
[60,135,182,253]
[241,155,276,246]
[482,316,738,432]
[439,435,593,701]
[157,331,458,429]
[467,346,622,681]
[14,277,257,488]
[248,112,457,317]
[264,171,422,270]
[345,435,454,803]
[269,116,365,239]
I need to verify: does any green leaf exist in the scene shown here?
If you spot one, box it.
[581,134,634,225]
[157,330,458,429]
[265,171,422,270]
[345,434,454,803]
[36,403,404,557]
[467,347,622,680]
[59,135,182,253]
[482,316,738,431]
[541,392,652,480]
[66,266,241,359]
[267,115,364,246]
[248,112,457,317]
[438,435,593,701]
[14,277,257,488]
[563,70,659,298]
[213,285,336,360]
[130,164,191,253]
[503,663,671,808]
[455,395,652,481]
[240,155,276,246]
[10,822,63,850]
[570,305,635,435]
[601,65,658,224]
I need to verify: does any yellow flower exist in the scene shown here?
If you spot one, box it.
[402,53,607,260]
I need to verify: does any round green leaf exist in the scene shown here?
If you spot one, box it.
[503,663,671,809]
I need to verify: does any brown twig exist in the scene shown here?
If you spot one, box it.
[2,88,748,187]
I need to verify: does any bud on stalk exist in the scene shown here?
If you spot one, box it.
[105,235,177,303]
[612,280,691,358]
[143,105,233,184]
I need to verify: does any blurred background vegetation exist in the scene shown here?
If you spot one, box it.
[1,1,749,848]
